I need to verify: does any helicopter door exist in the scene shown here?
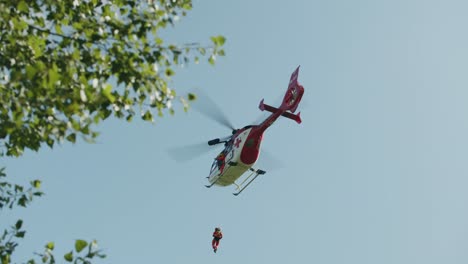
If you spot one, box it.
[210,159,219,175]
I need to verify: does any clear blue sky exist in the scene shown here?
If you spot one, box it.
[4,0,468,263]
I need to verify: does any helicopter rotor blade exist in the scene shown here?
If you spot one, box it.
[167,134,232,163]
[167,142,217,163]
[189,89,236,131]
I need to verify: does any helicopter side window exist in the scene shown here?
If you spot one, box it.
[225,142,233,153]
[210,160,218,173]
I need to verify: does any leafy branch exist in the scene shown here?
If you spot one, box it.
[27,240,105,264]
[0,0,226,157]
[0,168,43,210]
[0,169,106,264]
[0,219,26,264]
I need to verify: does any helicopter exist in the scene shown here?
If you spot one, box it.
[204,66,305,195]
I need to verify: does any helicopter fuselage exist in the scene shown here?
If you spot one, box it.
[207,106,286,187]
[206,66,304,193]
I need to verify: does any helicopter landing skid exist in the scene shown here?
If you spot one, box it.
[233,167,266,196]
[205,180,217,188]
[205,166,232,188]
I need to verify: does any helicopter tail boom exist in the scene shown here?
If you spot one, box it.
[259,99,302,124]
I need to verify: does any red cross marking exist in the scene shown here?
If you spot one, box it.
[234,138,242,148]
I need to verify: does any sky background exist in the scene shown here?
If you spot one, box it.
[3,0,468,263]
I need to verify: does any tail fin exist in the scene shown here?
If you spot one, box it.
[257,66,304,124]
[259,99,302,124]
[280,66,304,113]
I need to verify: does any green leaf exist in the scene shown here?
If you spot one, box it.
[197,47,206,55]
[17,1,28,12]
[2,255,10,264]
[47,64,60,88]
[66,133,76,143]
[18,195,27,207]
[75,239,88,253]
[211,35,226,46]
[208,55,216,65]
[26,65,38,79]
[46,241,55,250]
[32,180,41,189]
[12,17,28,30]
[72,22,83,31]
[15,219,23,229]
[15,184,24,192]
[33,191,44,197]
[16,231,26,238]
[64,251,73,262]
[46,138,54,148]
[142,110,153,121]
[188,93,196,101]
[55,24,63,35]
[182,2,192,10]
[165,68,174,77]
[102,84,116,103]
[126,114,133,122]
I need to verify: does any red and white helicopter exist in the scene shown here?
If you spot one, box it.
[204,66,305,195]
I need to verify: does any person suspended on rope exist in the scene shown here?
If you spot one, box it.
[212,227,223,253]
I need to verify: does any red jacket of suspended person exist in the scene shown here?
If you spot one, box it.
[213,230,223,241]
